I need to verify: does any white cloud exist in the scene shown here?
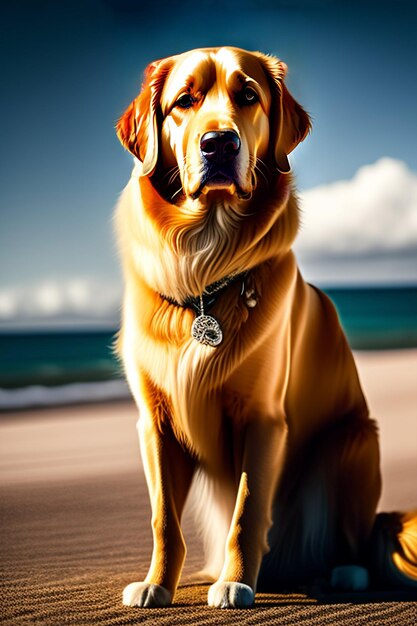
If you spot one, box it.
[34,283,62,315]
[0,278,121,326]
[0,290,18,318]
[294,158,417,284]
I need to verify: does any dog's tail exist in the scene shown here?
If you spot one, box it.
[368,510,417,588]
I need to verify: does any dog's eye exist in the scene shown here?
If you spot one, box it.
[175,93,195,109]
[242,86,259,105]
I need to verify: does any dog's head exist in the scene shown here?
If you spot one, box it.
[116,47,311,205]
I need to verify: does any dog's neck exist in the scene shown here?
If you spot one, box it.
[159,271,246,313]
[158,269,259,347]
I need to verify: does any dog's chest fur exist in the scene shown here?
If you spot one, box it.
[121,264,297,464]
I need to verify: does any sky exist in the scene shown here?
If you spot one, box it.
[1,0,416,327]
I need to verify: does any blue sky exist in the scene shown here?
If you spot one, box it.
[1,0,416,325]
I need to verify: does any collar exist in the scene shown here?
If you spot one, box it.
[159,272,246,314]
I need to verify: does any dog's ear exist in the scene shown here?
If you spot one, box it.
[255,52,311,174]
[116,58,173,177]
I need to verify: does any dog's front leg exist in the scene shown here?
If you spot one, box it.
[123,416,195,608]
[208,417,287,608]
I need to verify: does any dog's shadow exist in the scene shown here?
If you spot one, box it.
[176,583,417,607]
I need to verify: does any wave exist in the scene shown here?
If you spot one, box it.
[0,379,131,411]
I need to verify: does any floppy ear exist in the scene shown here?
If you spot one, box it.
[255,52,311,174]
[116,58,173,177]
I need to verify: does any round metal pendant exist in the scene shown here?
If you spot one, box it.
[191,314,223,347]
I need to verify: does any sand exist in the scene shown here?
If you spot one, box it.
[1,350,416,624]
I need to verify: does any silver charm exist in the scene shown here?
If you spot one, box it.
[191,314,223,346]
[191,296,223,346]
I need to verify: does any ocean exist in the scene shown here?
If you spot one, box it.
[1,286,416,410]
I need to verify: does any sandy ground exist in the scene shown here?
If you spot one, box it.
[1,349,416,508]
[0,349,416,624]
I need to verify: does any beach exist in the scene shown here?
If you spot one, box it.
[1,350,416,624]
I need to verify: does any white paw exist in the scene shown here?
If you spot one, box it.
[122,582,172,607]
[208,581,254,608]
[330,565,369,591]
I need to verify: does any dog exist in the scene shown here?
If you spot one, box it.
[115,47,417,608]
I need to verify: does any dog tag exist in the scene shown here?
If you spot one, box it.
[191,314,223,347]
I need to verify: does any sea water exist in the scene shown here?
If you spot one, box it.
[0,286,416,410]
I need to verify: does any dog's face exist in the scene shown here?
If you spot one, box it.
[117,47,310,206]
[158,48,272,200]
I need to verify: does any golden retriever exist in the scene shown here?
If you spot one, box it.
[115,47,417,608]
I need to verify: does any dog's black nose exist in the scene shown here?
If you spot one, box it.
[200,130,241,164]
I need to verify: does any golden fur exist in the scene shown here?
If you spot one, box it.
[115,47,417,608]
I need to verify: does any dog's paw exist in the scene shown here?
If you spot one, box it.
[330,565,369,591]
[122,582,172,607]
[208,581,254,608]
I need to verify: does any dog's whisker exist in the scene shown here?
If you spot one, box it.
[248,158,269,188]
[255,165,269,187]
[256,157,270,172]
[167,168,181,187]
[170,187,184,201]
[162,165,180,182]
